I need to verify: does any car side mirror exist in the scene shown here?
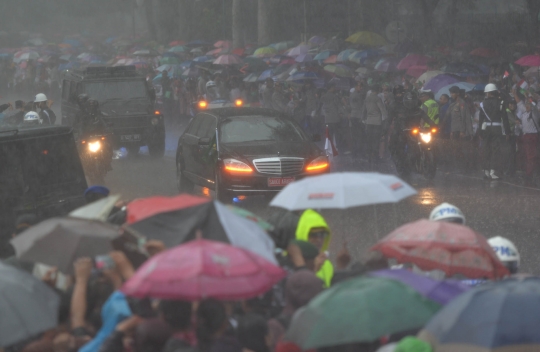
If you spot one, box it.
[148,87,156,101]
[198,137,211,145]
[312,134,321,142]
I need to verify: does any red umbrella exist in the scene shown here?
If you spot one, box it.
[371,219,509,279]
[213,54,243,65]
[232,48,245,56]
[406,65,428,78]
[121,239,285,300]
[126,194,209,224]
[515,55,540,67]
[469,47,499,58]
[324,55,337,64]
[396,54,431,70]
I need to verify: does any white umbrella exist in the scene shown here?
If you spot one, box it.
[69,194,121,222]
[269,172,416,210]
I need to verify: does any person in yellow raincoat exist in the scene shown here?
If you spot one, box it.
[295,209,334,287]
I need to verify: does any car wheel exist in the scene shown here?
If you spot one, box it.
[177,160,194,193]
[214,171,231,203]
[148,139,165,158]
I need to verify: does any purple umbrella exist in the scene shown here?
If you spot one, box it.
[370,269,469,305]
[374,57,401,72]
[295,53,313,63]
[423,74,461,94]
[309,36,326,46]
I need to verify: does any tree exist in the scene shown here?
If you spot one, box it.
[232,0,244,48]
[416,0,442,43]
[258,0,271,45]
[527,0,540,47]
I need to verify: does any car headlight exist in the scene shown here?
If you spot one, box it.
[306,156,329,172]
[420,133,432,143]
[88,141,102,153]
[151,117,159,125]
[223,158,253,174]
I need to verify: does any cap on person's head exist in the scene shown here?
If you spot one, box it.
[449,86,460,94]
[15,100,24,109]
[15,213,39,235]
[285,270,324,309]
[84,185,110,197]
[289,239,319,260]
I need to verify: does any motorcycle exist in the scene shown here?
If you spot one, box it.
[79,134,112,184]
[394,126,437,180]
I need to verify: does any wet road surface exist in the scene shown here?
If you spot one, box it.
[104,119,540,274]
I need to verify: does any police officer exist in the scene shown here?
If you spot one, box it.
[35,93,56,125]
[419,89,439,127]
[476,83,510,180]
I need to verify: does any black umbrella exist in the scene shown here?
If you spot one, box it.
[0,261,59,347]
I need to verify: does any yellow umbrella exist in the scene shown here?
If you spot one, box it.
[254,46,277,57]
[345,31,387,46]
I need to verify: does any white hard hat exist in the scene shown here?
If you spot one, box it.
[484,83,498,93]
[34,93,47,103]
[429,202,465,224]
[23,111,41,124]
[488,236,520,263]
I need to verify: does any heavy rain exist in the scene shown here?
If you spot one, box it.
[1,1,540,351]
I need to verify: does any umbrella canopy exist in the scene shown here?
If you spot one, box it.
[406,65,429,78]
[69,195,121,222]
[258,69,274,81]
[269,42,289,52]
[295,53,313,63]
[243,73,259,82]
[242,56,268,72]
[397,54,431,70]
[323,64,354,77]
[313,50,336,61]
[348,49,383,64]
[225,205,274,231]
[213,54,242,65]
[374,57,401,72]
[423,74,461,94]
[181,67,200,78]
[419,277,540,352]
[11,217,120,274]
[441,63,486,78]
[286,71,319,82]
[469,47,499,58]
[124,195,276,263]
[0,262,60,347]
[369,269,469,305]
[193,55,214,62]
[371,219,509,279]
[435,82,476,100]
[309,36,326,46]
[13,51,39,62]
[160,56,181,65]
[417,70,445,85]
[214,40,231,48]
[515,54,540,67]
[270,172,416,210]
[287,44,310,57]
[121,239,285,300]
[336,49,356,62]
[168,45,190,53]
[169,40,186,47]
[254,46,277,57]
[132,49,158,57]
[285,276,440,350]
[323,55,337,64]
[346,31,387,46]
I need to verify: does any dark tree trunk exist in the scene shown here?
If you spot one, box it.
[258,0,271,46]
[232,0,244,48]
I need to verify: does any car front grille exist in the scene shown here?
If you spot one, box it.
[252,157,305,175]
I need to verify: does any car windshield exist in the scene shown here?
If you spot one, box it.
[220,115,306,144]
[83,80,148,103]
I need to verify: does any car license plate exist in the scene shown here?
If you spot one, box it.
[268,177,295,187]
[121,134,141,142]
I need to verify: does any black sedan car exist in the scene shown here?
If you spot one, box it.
[175,107,328,202]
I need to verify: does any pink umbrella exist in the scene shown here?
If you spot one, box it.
[287,44,309,57]
[214,40,232,48]
[121,239,285,300]
[515,55,540,67]
[397,54,431,70]
[213,54,242,65]
[406,65,428,78]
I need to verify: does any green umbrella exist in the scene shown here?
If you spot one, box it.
[285,276,441,350]
[225,205,274,231]
[160,56,181,65]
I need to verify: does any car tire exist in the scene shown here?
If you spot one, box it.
[214,171,231,203]
[177,160,194,193]
[148,139,165,158]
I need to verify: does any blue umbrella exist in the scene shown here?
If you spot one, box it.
[179,61,196,70]
[349,49,383,64]
[313,51,336,61]
[286,71,319,82]
[472,83,487,92]
[423,74,461,94]
[181,67,200,78]
[337,49,357,62]
[258,69,274,81]
[435,82,475,100]
[419,277,540,351]
[193,55,214,62]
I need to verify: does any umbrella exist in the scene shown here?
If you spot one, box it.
[287,44,310,57]
[309,36,326,46]
[160,56,181,65]
[323,55,337,64]
[374,57,401,72]
[336,49,356,62]
[435,82,475,100]
[190,47,203,54]
[207,47,230,56]
[419,277,540,351]
[515,54,540,67]
[286,71,319,82]
[345,31,387,46]
[469,47,499,58]
[243,73,259,83]
[257,69,274,81]
[121,239,285,300]
[441,63,486,78]
[397,54,431,70]
[225,205,274,231]
[313,50,336,61]
[193,55,214,62]
[242,57,268,72]
[168,45,189,53]
[269,41,290,52]
[423,74,461,94]
[369,269,469,305]
[323,64,354,78]
[213,54,242,65]
[0,262,60,347]
[254,47,277,57]
[69,194,121,222]
[232,48,245,56]
[270,172,416,210]
[348,49,383,64]
[11,217,120,274]
[370,219,509,279]
[180,67,200,78]
[295,53,313,63]
[132,49,158,57]
[169,40,186,47]
[285,276,440,350]
[214,40,231,48]
[13,51,39,62]
[417,70,445,85]
[124,194,277,263]
[406,65,428,78]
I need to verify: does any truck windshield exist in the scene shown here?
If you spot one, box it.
[84,80,148,102]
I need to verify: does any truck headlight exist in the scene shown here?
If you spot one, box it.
[88,141,102,153]
[420,133,432,143]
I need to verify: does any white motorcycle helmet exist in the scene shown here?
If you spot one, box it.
[488,236,520,274]
[429,202,465,224]
[484,83,498,93]
[34,93,48,103]
[23,111,41,125]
